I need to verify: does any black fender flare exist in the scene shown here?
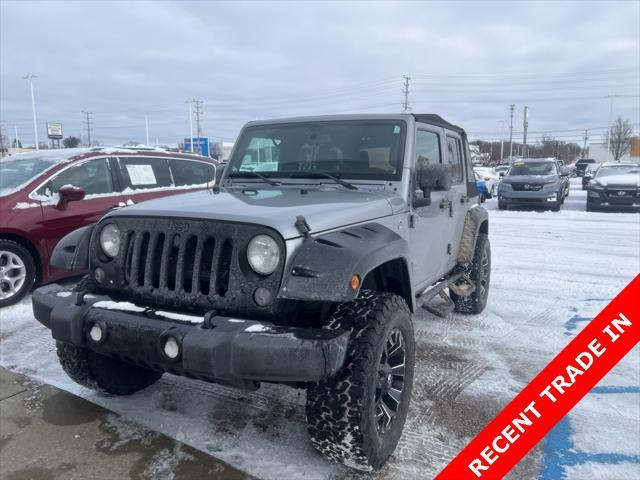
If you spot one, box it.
[50,224,95,271]
[279,222,411,305]
[457,206,489,265]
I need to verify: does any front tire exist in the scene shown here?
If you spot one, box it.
[306,291,415,471]
[56,342,162,395]
[451,233,491,314]
[0,240,36,308]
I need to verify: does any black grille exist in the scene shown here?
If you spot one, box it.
[94,217,285,316]
[511,183,543,191]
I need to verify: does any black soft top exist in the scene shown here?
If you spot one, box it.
[412,114,466,136]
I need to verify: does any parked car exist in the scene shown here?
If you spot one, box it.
[554,159,570,199]
[582,163,602,190]
[574,158,597,177]
[32,113,490,471]
[475,171,487,202]
[495,165,510,178]
[0,147,218,306]
[497,158,566,211]
[474,166,498,198]
[586,162,640,212]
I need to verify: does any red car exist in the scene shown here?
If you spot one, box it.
[0,147,218,306]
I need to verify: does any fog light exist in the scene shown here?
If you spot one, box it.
[253,287,273,307]
[89,324,103,343]
[163,337,180,359]
[94,267,105,283]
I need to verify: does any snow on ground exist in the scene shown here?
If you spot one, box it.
[0,178,638,480]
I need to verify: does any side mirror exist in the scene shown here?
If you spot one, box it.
[583,173,591,181]
[57,185,85,210]
[417,163,452,192]
[413,189,431,208]
[215,164,226,184]
[499,171,505,178]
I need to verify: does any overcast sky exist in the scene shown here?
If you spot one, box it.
[1,0,638,148]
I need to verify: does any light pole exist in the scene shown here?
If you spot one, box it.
[145,114,150,146]
[23,75,39,150]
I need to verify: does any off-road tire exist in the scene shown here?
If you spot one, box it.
[56,342,162,395]
[0,239,37,308]
[305,291,415,471]
[57,275,161,395]
[451,233,491,314]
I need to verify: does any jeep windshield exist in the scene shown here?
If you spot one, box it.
[227,120,406,182]
[508,162,556,176]
[595,165,640,178]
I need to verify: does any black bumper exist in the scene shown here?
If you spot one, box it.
[33,284,349,387]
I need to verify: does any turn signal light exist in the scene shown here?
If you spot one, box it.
[351,274,361,291]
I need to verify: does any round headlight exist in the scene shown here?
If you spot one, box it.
[247,234,280,275]
[100,223,121,258]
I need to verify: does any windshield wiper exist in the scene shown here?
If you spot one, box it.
[287,171,358,190]
[228,171,281,186]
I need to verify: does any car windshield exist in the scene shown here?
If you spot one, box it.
[0,156,58,195]
[508,162,556,176]
[595,165,640,178]
[227,120,406,181]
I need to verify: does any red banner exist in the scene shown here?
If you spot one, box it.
[435,274,640,480]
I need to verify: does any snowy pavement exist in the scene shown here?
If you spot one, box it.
[1,179,638,480]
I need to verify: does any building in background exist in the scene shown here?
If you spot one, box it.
[588,137,640,163]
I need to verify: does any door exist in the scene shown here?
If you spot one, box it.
[408,128,451,289]
[115,156,174,205]
[444,134,469,272]
[34,157,125,260]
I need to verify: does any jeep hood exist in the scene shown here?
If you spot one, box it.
[106,187,397,239]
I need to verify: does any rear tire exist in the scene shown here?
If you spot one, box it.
[451,233,491,314]
[56,342,162,395]
[0,239,36,308]
[306,291,414,471]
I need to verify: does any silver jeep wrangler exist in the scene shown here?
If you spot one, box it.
[32,114,490,471]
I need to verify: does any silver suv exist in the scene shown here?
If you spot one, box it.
[32,114,490,471]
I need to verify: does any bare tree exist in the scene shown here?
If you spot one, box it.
[609,117,633,161]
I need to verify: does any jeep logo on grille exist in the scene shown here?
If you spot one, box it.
[167,221,189,232]
[616,191,627,196]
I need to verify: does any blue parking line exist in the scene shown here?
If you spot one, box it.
[538,307,640,479]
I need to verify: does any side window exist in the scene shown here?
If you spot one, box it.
[170,159,215,187]
[37,158,115,197]
[415,130,441,166]
[117,157,172,192]
[446,136,463,184]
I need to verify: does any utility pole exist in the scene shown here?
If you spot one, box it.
[185,100,194,153]
[522,106,529,158]
[582,129,589,159]
[401,75,411,113]
[605,94,620,161]
[23,75,39,150]
[14,125,20,151]
[193,99,204,154]
[82,111,93,147]
[145,115,150,146]
[498,120,506,162]
[509,104,515,158]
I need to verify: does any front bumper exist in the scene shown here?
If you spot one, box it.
[498,188,561,206]
[587,194,640,212]
[33,284,349,387]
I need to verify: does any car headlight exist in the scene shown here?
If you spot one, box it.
[100,223,121,258]
[590,182,604,190]
[247,234,280,275]
[499,182,512,190]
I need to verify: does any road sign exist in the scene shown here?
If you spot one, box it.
[47,122,63,139]
[183,137,209,157]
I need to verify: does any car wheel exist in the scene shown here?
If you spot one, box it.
[56,341,163,395]
[0,240,37,308]
[450,233,491,314]
[306,291,414,471]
